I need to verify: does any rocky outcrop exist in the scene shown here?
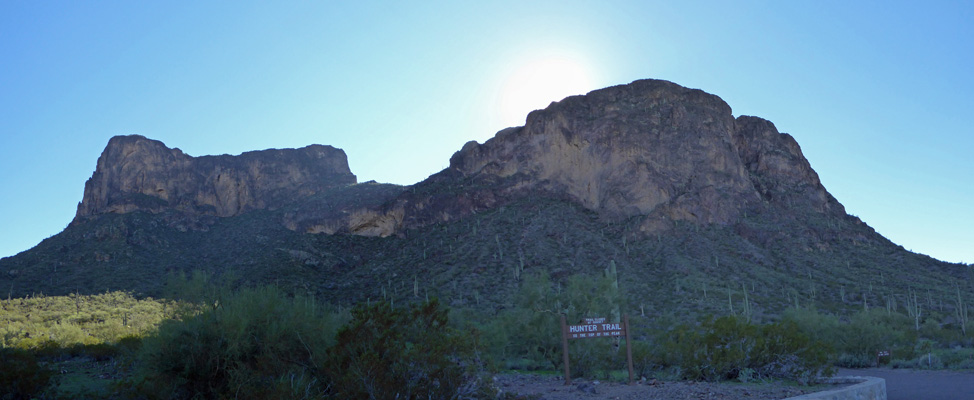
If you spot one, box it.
[732,116,840,213]
[342,79,844,236]
[74,135,356,223]
[73,79,845,239]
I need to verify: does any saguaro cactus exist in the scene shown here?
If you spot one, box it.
[957,286,969,336]
[906,289,922,331]
[741,283,752,323]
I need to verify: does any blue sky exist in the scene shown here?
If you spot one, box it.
[1,1,971,264]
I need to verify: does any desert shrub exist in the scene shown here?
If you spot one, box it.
[47,322,97,347]
[657,316,832,384]
[835,310,913,367]
[629,339,659,377]
[76,342,119,361]
[115,334,143,356]
[18,338,64,360]
[484,269,627,376]
[785,307,918,368]
[890,353,944,370]
[935,347,974,369]
[0,291,175,351]
[131,285,340,399]
[834,352,875,368]
[326,299,487,399]
[755,320,833,383]
[0,347,57,400]
[781,307,841,344]
[566,337,625,379]
[482,272,561,370]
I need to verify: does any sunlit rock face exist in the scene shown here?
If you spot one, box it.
[74,135,356,224]
[350,79,843,236]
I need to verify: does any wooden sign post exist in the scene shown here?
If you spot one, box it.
[560,314,635,385]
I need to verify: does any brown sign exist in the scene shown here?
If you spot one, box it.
[567,322,625,339]
[560,315,634,386]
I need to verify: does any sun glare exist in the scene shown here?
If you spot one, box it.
[494,56,594,128]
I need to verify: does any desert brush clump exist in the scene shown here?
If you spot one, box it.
[120,274,490,400]
[326,299,489,399]
[0,347,58,400]
[648,315,833,384]
[126,284,343,399]
[478,268,627,376]
[0,290,177,352]
[3,265,972,397]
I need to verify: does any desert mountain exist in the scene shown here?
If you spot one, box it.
[1,79,969,321]
[304,79,844,237]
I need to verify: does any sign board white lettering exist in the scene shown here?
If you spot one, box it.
[567,322,624,339]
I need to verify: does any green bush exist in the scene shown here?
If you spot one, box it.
[75,342,119,361]
[936,347,974,369]
[629,339,656,377]
[780,307,840,344]
[483,270,627,376]
[0,347,57,400]
[784,307,920,368]
[115,334,143,356]
[835,352,875,368]
[657,316,832,384]
[131,285,341,399]
[326,299,487,399]
[838,310,914,359]
[0,291,176,351]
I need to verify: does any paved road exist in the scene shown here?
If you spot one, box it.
[837,368,974,400]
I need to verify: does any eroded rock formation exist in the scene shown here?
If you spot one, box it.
[74,79,845,239]
[339,79,844,236]
[74,135,356,224]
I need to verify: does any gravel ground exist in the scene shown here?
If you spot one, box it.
[493,374,831,400]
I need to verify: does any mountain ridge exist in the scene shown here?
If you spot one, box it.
[2,79,969,321]
[297,79,845,239]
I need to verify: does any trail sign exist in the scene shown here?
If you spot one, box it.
[877,350,891,366]
[566,321,624,339]
[560,314,635,385]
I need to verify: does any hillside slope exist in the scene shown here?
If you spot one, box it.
[1,79,970,322]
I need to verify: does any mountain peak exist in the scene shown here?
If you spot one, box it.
[331,79,843,237]
[74,135,356,223]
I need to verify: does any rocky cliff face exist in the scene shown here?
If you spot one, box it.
[323,79,844,236]
[74,79,845,240]
[74,135,357,224]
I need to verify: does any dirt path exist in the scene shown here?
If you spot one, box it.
[837,368,974,400]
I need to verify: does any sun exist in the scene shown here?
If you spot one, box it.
[494,56,595,128]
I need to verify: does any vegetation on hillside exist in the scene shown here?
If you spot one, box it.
[2,189,973,397]
[4,194,970,324]
[4,268,970,399]
[1,290,178,350]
